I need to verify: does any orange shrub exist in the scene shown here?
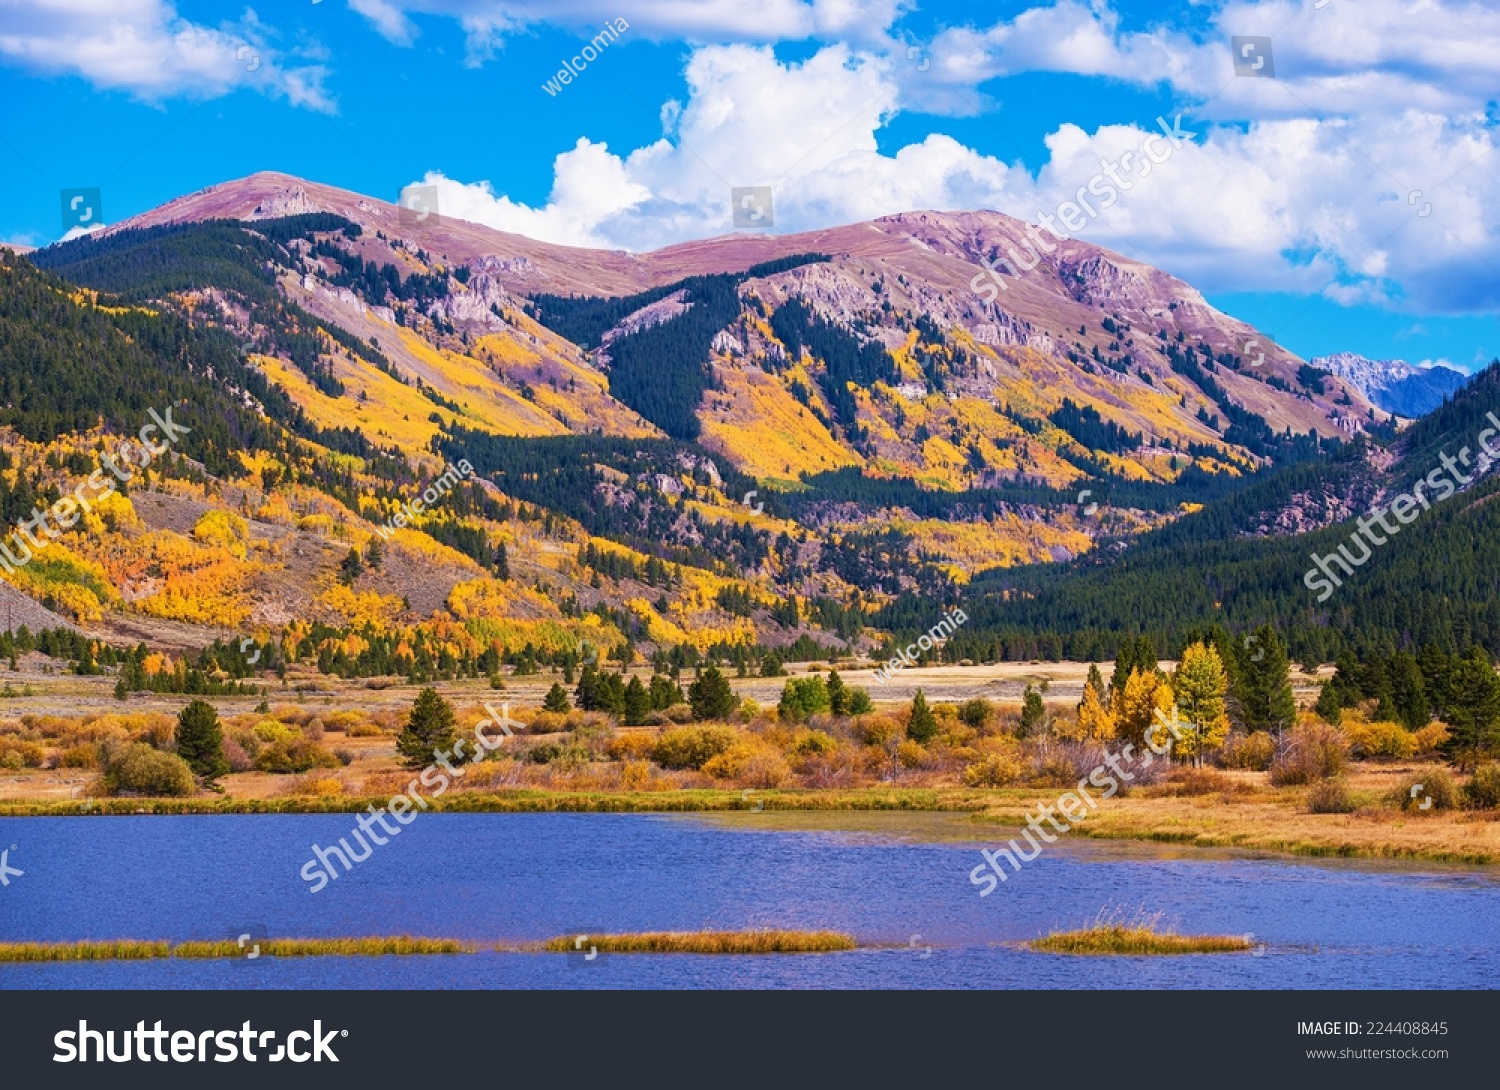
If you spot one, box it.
[607,732,657,762]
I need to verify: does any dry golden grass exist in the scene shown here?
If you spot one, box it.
[1030,912,1250,956]
[0,937,466,962]
[975,763,1500,864]
[172,936,467,958]
[539,930,856,954]
[0,940,172,962]
[1030,927,1250,955]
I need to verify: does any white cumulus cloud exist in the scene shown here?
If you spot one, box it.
[0,0,334,110]
[410,37,1500,314]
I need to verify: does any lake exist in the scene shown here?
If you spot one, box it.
[1,812,1495,989]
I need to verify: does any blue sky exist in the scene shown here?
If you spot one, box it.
[2,0,1497,371]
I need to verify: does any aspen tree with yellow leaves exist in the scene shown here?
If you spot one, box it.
[1117,668,1174,752]
[1172,641,1231,767]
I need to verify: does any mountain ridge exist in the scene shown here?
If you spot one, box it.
[1312,350,1468,418]
[0,170,1422,673]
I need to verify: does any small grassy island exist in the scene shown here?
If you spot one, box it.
[538,930,857,954]
[1028,913,1252,956]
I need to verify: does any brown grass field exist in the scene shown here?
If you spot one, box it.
[0,662,1493,868]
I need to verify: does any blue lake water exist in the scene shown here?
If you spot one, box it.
[0,812,1495,989]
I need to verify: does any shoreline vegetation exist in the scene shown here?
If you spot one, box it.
[5,780,1497,866]
[3,648,1498,870]
[0,931,856,962]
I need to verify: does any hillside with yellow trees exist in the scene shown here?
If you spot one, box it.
[0,171,1417,692]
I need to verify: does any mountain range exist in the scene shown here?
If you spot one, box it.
[0,170,1487,677]
[1311,351,1468,418]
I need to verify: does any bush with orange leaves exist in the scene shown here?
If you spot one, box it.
[124,531,256,627]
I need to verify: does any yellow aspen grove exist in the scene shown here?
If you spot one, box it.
[1119,668,1175,751]
[1076,679,1117,740]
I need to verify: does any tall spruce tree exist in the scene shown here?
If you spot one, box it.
[689,665,736,721]
[397,688,457,769]
[623,676,651,726]
[1238,624,1296,734]
[826,669,849,716]
[1384,651,1429,730]
[174,699,228,785]
[543,682,571,713]
[1441,648,1500,769]
[907,688,938,743]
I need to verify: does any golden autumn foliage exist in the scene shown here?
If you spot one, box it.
[1114,668,1175,751]
[3,547,119,623]
[1074,679,1117,741]
[192,510,249,558]
[317,584,404,627]
[122,531,257,627]
[1171,642,1231,765]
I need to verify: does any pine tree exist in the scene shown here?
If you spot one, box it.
[623,676,650,726]
[689,665,736,721]
[1109,635,1157,704]
[543,682,571,713]
[339,547,364,585]
[826,669,848,715]
[1314,680,1343,725]
[1418,644,1454,720]
[1385,651,1429,730]
[1082,663,1106,709]
[174,699,229,784]
[1441,648,1500,770]
[397,687,457,769]
[649,674,684,710]
[1238,624,1296,734]
[594,672,627,717]
[494,542,510,580]
[1019,684,1046,737]
[575,664,601,711]
[907,688,937,743]
[74,642,99,676]
[364,537,383,571]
